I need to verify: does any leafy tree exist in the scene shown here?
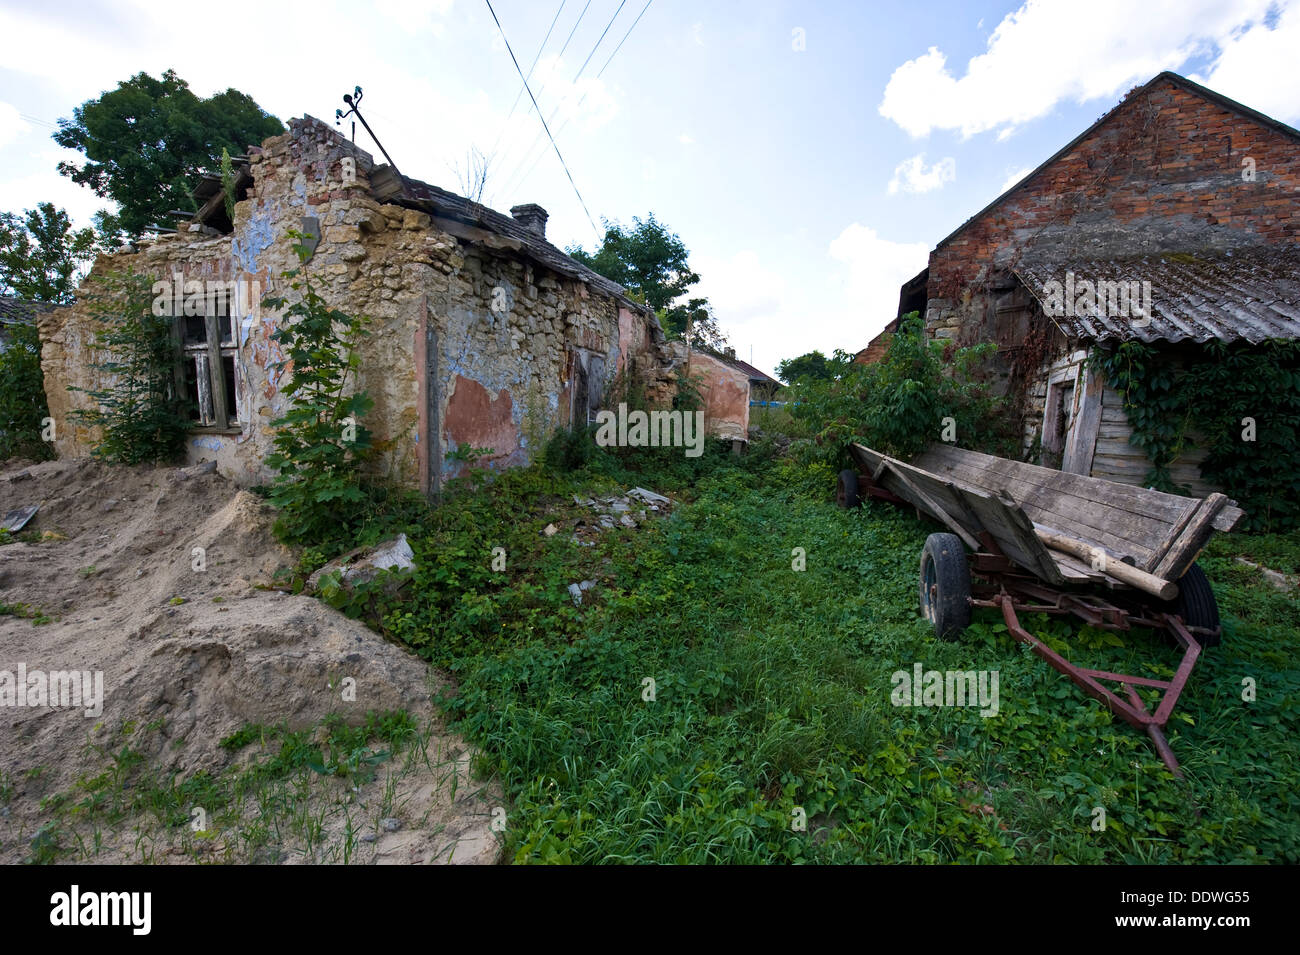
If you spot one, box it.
[263,233,375,546]
[68,269,191,464]
[53,70,283,238]
[776,350,834,385]
[0,203,98,304]
[568,214,727,347]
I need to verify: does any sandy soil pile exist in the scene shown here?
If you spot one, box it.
[0,457,500,864]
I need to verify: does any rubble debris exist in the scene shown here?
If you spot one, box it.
[306,534,416,594]
[567,580,596,605]
[1,502,39,532]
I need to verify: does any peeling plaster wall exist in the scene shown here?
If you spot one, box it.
[40,116,668,493]
[688,350,750,442]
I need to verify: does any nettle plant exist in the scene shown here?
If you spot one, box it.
[262,233,374,546]
[69,269,191,464]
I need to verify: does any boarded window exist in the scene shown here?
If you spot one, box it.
[178,289,239,429]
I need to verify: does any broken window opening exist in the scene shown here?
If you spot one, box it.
[178,289,240,430]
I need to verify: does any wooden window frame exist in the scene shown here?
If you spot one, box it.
[173,306,241,434]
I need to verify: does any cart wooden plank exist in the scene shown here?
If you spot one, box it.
[849,441,1242,591]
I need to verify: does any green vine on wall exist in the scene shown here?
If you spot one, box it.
[1091,339,1300,531]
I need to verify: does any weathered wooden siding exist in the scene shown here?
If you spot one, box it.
[1089,383,1218,496]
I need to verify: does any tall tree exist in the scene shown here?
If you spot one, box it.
[568,214,727,347]
[0,203,98,304]
[53,70,284,238]
[776,350,834,385]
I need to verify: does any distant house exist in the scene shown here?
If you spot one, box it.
[898,71,1300,493]
[0,296,53,352]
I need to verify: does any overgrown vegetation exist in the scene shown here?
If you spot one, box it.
[782,312,1012,474]
[263,234,375,547]
[18,711,442,864]
[1093,339,1300,531]
[0,320,54,461]
[67,269,191,465]
[281,391,1296,863]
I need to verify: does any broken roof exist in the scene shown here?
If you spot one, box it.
[370,165,653,317]
[1014,245,1300,345]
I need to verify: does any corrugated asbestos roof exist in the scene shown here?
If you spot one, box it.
[1013,246,1300,344]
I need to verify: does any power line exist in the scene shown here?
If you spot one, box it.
[506,0,652,199]
[490,0,593,191]
[497,0,629,200]
[487,0,567,160]
[483,0,601,240]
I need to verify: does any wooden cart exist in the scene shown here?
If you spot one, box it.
[839,442,1244,776]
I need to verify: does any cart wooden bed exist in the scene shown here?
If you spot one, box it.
[839,442,1245,776]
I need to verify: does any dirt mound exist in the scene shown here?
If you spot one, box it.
[0,458,501,864]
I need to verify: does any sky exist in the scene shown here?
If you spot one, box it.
[2,0,1298,377]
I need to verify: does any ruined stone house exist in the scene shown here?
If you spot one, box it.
[39,116,695,495]
[895,71,1300,493]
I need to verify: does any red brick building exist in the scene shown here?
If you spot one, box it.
[906,71,1300,491]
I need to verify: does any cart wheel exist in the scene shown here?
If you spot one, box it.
[919,533,971,640]
[836,469,861,509]
[1170,562,1221,648]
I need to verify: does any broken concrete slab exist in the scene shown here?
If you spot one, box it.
[306,534,416,594]
[627,487,670,505]
[567,580,596,606]
[171,460,217,482]
[1,503,40,533]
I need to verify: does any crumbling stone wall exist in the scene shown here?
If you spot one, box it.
[41,116,672,493]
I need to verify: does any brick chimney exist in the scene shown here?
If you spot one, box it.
[510,203,548,239]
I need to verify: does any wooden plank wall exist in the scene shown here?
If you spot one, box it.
[1090,383,1220,497]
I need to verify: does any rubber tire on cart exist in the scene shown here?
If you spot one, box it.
[836,469,861,509]
[920,532,971,641]
[1168,562,1221,648]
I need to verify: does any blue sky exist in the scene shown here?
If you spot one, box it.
[2,0,1298,376]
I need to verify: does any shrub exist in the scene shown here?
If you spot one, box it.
[68,269,190,465]
[0,318,54,461]
[262,236,374,546]
[784,312,1006,473]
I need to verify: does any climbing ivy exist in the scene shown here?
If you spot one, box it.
[1091,339,1300,531]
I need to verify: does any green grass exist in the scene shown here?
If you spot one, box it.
[369,451,1299,864]
[18,710,433,864]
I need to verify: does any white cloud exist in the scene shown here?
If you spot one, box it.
[0,160,112,231]
[1193,0,1300,123]
[888,153,955,194]
[829,224,930,334]
[691,22,704,46]
[694,227,930,374]
[878,0,1279,138]
[0,103,31,150]
[678,133,694,145]
[1000,165,1034,193]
